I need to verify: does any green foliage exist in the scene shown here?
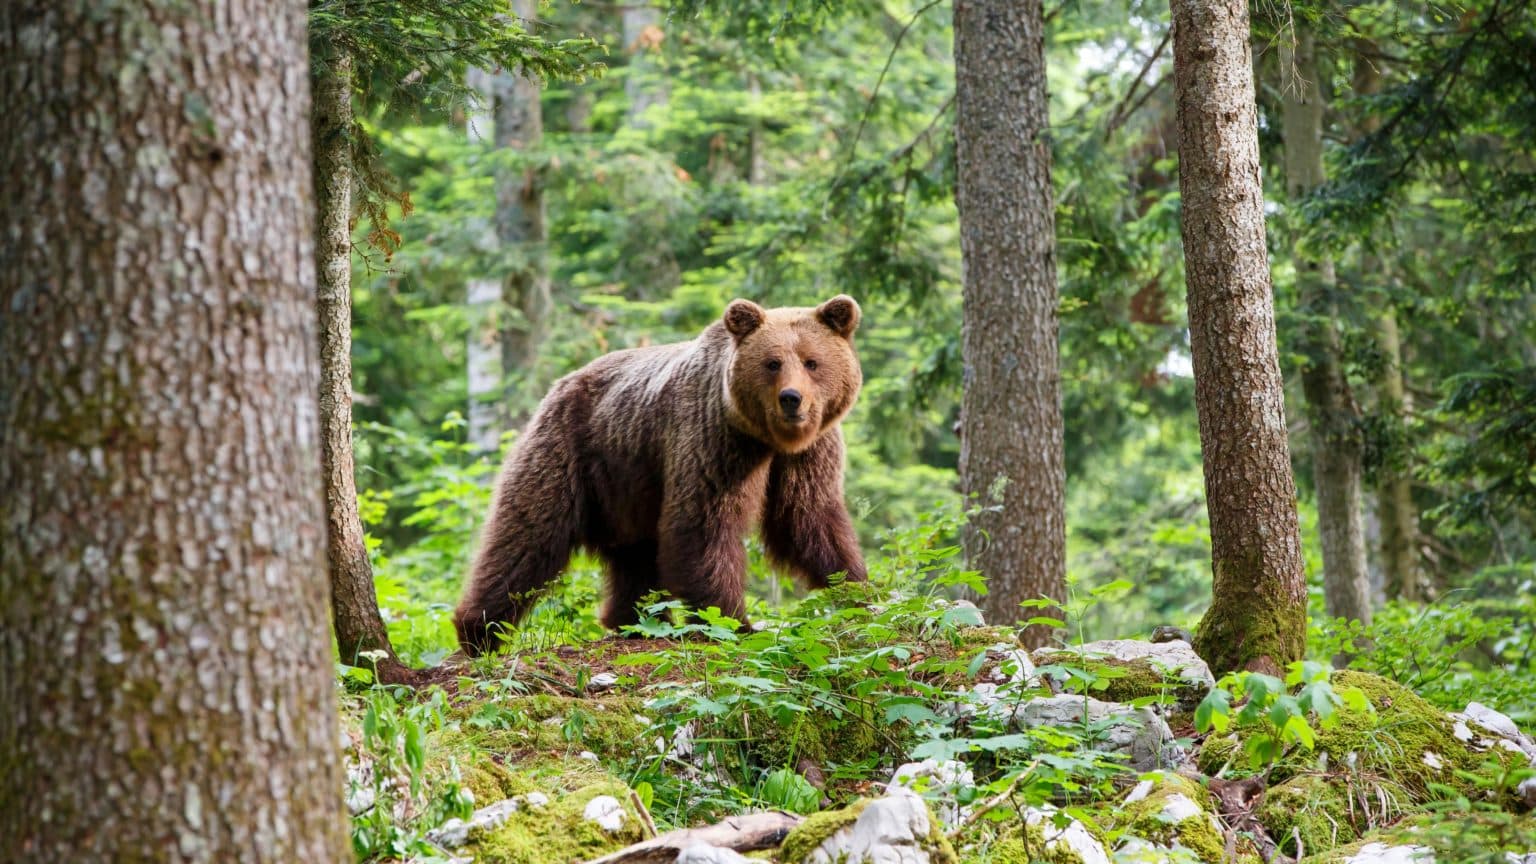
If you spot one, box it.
[1195,662,1371,773]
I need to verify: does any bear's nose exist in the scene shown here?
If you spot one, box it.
[778,388,802,413]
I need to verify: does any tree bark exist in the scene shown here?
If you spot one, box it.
[0,2,350,861]
[312,36,413,681]
[1352,40,1422,603]
[1280,26,1372,626]
[496,0,553,433]
[953,0,1067,646]
[1171,0,1308,675]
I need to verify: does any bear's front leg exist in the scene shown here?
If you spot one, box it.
[656,483,755,625]
[762,428,867,588]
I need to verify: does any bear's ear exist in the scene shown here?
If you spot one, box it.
[816,295,861,338]
[724,299,766,341]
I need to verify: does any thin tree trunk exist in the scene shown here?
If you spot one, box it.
[496,0,553,433]
[312,38,414,682]
[1374,306,1421,600]
[466,66,504,453]
[0,2,350,860]
[1172,0,1308,675]
[1352,39,1422,603]
[953,0,1067,646]
[622,1,668,127]
[1280,26,1372,626]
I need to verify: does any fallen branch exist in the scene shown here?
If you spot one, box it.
[583,811,803,864]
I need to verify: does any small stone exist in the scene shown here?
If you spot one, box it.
[583,795,626,832]
[587,672,620,692]
[579,750,599,762]
[1518,775,1536,810]
[1422,751,1444,770]
[1157,792,1204,823]
[524,791,549,808]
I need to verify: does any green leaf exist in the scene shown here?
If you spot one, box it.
[1195,689,1231,733]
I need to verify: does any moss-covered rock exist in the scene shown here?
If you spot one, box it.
[779,793,958,864]
[1257,774,1361,858]
[1107,772,1228,863]
[1033,640,1215,709]
[1196,672,1525,804]
[1297,812,1536,863]
[466,780,646,864]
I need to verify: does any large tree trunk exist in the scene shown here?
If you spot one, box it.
[1172,0,1308,675]
[496,0,553,433]
[312,37,413,681]
[953,0,1067,646]
[1280,26,1372,627]
[1352,40,1422,603]
[0,3,350,860]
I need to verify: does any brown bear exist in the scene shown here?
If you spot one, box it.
[454,295,868,654]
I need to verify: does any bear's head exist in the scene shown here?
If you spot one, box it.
[723,295,862,453]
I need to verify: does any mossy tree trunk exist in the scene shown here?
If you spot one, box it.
[953,0,1067,645]
[1280,25,1372,627]
[312,32,413,682]
[495,0,553,433]
[0,2,350,860]
[1171,0,1308,674]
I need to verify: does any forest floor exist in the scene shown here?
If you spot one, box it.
[339,589,1536,864]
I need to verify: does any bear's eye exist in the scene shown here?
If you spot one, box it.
[765,359,782,373]
[804,359,819,371]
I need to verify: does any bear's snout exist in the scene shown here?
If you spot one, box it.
[778,388,803,415]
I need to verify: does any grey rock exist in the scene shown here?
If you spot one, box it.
[886,759,974,828]
[1342,843,1435,863]
[1012,695,1182,771]
[1021,805,1111,864]
[583,795,626,832]
[1033,639,1214,708]
[426,797,521,848]
[801,788,937,864]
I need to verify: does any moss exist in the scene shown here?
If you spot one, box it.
[1034,652,1196,707]
[1109,773,1225,863]
[1192,550,1307,676]
[1298,812,1536,863]
[468,780,645,864]
[1257,774,1359,858]
[778,797,958,864]
[778,799,870,863]
[463,760,519,804]
[1197,672,1524,805]
[742,706,891,770]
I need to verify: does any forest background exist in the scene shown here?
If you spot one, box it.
[343,0,1536,689]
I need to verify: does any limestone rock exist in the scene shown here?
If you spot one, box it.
[1342,842,1435,863]
[886,759,974,829]
[583,795,627,832]
[786,788,954,864]
[1022,805,1112,864]
[1034,638,1214,708]
[427,797,521,848]
[1012,695,1182,771]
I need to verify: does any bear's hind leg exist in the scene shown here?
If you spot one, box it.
[597,541,660,633]
[455,420,582,655]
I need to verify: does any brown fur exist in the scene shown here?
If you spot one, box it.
[455,296,868,654]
